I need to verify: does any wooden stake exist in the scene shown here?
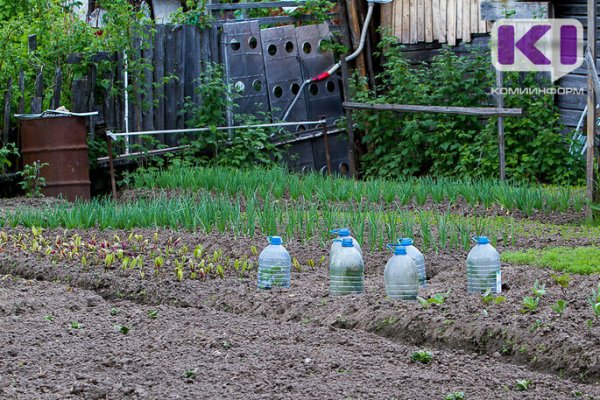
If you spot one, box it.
[341,56,357,178]
[496,69,506,181]
[321,115,332,175]
[106,136,118,201]
[344,0,366,77]
[587,0,597,221]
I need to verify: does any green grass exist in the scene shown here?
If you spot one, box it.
[502,247,600,274]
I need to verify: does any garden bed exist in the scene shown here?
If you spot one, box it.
[1,226,599,393]
[2,276,598,399]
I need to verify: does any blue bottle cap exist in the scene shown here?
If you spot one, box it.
[331,228,351,237]
[477,236,490,245]
[394,246,407,256]
[341,238,354,247]
[399,238,413,246]
[268,236,282,245]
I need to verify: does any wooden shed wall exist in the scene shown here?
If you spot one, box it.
[555,0,596,130]
[381,0,491,46]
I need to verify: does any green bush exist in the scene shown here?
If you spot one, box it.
[354,34,585,184]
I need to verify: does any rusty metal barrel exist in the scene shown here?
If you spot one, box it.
[19,115,90,201]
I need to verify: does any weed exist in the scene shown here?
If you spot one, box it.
[515,379,532,391]
[502,247,600,275]
[114,324,130,334]
[444,392,465,400]
[70,321,82,329]
[42,315,54,322]
[110,307,120,316]
[588,283,600,318]
[222,340,233,350]
[147,309,159,319]
[411,350,433,364]
[551,273,571,290]
[183,369,197,379]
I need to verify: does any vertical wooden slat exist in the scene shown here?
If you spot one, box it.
[417,0,425,42]
[164,26,177,137]
[51,68,63,110]
[88,64,97,140]
[175,26,185,130]
[409,0,418,43]
[425,0,433,43]
[104,69,116,130]
[142,26,155,133]
[402,0,411,43]
[439,0,447,43]
[184,26,197,128]
[31,70,43,114]
[3,78,12,145]
[456,0,463,40]
[447,0,456,45]
[463,0,471,43]
[470,0,478,33]
[478,0,486,33]
[154,25,166,144]
[432,0,440,41]
[381,0,393,34]
[586,0,598,220]
[394,0,403,40]
[18,71,25,115]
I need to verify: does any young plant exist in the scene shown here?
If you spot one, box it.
[411,350,433,364]
[70,321,82,329]
[521,296,540,313]
[588,283,600,318]
[147,309,159,319]
[417,290,452,308]
[444,392,465,400]
[18,161,49,198]
[110,307,120,316]
[515,379,532,391]
[551,273,571,291]
[531,280,546,297]
[481,288,506,306]
[551,299,568,315]
[114,324,130,334]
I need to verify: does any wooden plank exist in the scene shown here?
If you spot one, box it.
[402,0,411,43]
[479,0,486,32]
[586,0,598,219]
[17,71,24,115]
[462,0,471,42]
[456,0,463,40]
[346,0,367,75]
[206,1,305,10]
[432,0,440,40]
[51,68,63,109]
[142,26,155,133]
[164,26,177,144]
[214,13,332,27]
[381,0,393,33]
[439,0,447,42]
[496,70,505,181]
[343,101,523,117]
[104,69,116,130]
[175,25,185,130]
[410,0,418,43]
[447,0,456,46]
[417,0,425,42]
[471,0,479,33]
[183,25,198,128]
[3,78,11,145]
[480,1,551,22]
[154,25,166,143]
[425,0,433,42]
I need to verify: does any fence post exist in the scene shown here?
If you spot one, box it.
[341,56,357,178]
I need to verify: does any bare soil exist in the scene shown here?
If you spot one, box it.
[1,276,599,399]
[1,227,600,398]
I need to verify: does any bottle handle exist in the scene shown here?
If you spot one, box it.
[387,243,401,252]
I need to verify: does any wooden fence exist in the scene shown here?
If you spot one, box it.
[381,0,491,45]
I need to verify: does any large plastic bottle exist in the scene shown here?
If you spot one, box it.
[257,236,291,289]
[384,244,419,300]
[330,228,362,260]
[466,236,501,294]
[329,238,364,296]
[399,238,426,287]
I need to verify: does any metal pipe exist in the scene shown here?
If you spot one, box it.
[107,119,327,140]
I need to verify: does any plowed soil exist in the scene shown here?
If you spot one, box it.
[1,227,599,399]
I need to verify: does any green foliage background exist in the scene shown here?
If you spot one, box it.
[353,34,585,185]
